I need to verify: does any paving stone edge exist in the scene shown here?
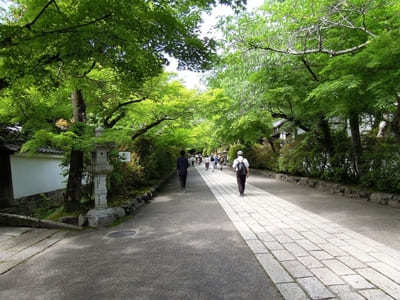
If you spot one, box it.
[251,169,400,209]
[116,170,176,217]
[0,213,82,230]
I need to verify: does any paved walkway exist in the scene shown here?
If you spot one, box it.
[2,166,400,299]
[198,166,400,299]
[0,227,67,275]
[0,168,282,299]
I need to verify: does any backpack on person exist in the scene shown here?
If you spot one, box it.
[210,156,214,162]
[237,161,247,176]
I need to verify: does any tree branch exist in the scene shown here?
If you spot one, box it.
[322,18,376,38]
[25,0,55,30]
[37,53,61,65]
[301,57,320,81]
[2,14,113,48]
[131,116,175,140]
[248,40,371,57]
[52,0,61,13]
[41,14,112,35]
[113,97,148,111]
[103,96,149,128]
[104,112,126,129]
[74,61,96,78]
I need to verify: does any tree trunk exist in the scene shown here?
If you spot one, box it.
[65,89,86,211]
[349,112,362,177]
[318,117,334,156]
[266,137,276,153]
[391,96,400,142]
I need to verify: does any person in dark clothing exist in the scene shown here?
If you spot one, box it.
[177,150,189,191]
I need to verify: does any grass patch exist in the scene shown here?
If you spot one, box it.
[29,177,164,224]
[32,204,83,221]
[108,185,155,207]
[46,206,80,221]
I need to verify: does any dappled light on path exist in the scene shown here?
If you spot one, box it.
[198,166,400,299]
[0,167,283,299]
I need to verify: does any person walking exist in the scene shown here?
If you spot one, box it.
[213,154,219,172]
[204,155,210,170]
[177,150,189,192]
[232,150,249,197]
[218,155,224,171]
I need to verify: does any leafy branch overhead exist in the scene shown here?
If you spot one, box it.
[0,0,248,208]
[239,0,385,57]
[3,0,400,206]
[0,0,247,95]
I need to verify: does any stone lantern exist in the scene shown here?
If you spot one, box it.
[86,127,124,227]
[93,127,113,209]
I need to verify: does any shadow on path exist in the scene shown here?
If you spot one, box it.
[0,167,282,300]
[246,169,400,251]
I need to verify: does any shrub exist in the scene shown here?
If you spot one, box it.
[278,137,308,175]
[109,136,177,197]
[278,132,356,182]
[360,137,400,193]
[246,144,279,171]
[325,131,354,182]
[109,151,145,196]
[275,131,400,193]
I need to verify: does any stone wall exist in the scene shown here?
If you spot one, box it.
[252,169,400,209]
[0,189,65,216]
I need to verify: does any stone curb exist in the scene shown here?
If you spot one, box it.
[79,171,175,227]
[118,171,175,216]
[251,169,400,209]
[0,213,83,230]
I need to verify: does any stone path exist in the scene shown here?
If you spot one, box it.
[198,166,400,300]
[0,227,67,275]
[0,168,282,299]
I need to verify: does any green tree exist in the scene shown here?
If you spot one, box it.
[0,0,246,209]
[211,0,400,178]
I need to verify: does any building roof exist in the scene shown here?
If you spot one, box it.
[0,143,63,155]
[0,125,63,155]
[273,119,288,129]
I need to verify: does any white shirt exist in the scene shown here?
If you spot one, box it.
[204,157,210,163]
[232,156,249,171]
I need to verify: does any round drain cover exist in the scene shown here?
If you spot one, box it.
[108,230,137,238]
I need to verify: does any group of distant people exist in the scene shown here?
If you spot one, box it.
[194,154,203,165]
[176,150,249,197]
[204,153,225,172]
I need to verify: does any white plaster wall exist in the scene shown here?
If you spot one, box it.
[10,154,67,199]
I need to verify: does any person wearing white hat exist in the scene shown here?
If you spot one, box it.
[232,150,250,196]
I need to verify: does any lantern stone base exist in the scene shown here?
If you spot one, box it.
[87,207,125,227]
